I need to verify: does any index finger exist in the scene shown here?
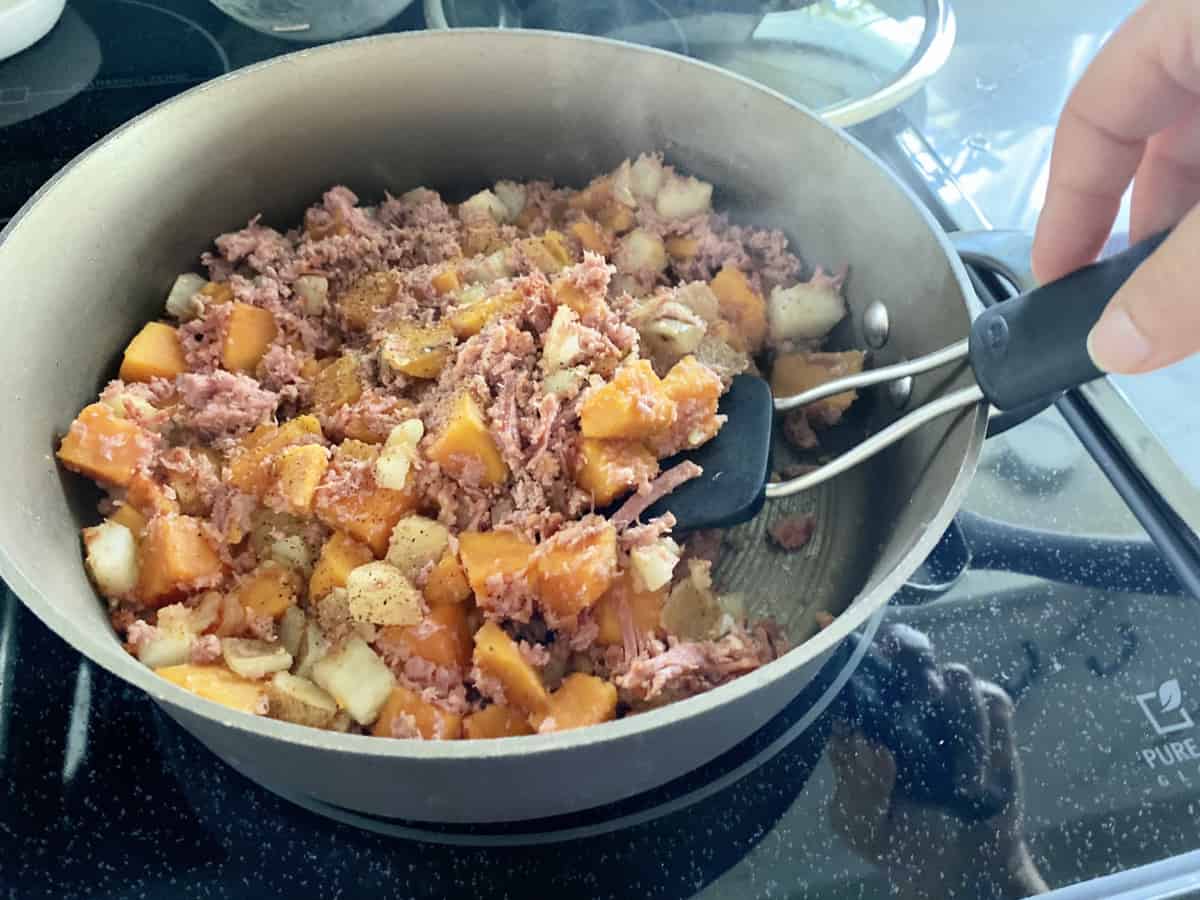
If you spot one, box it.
[1032,0,1200,283]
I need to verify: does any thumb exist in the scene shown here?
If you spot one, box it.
[1087,202,1200,374]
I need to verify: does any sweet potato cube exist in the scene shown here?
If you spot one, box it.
[221,303,277,373]
[155,664,266,715]
[573,438,658,507]
[595,570,667,646]
[379,322,454,379]
[228,415,323,498]
[372,685,463,740]
[376,603,473,671]
[108,503,148,539]
[311,355,363,416]
[343,396,414,446]
[200,281,234,305]
[570,220,613,255]
[531,521,618,621]
[531,673,618,733]
[596,202,635,234]
[647,355,724,455]
[424,551,472,606]
[472,620,549,715]
[463,703,534,739]
[338,271,397,331]
[458,531,535,598]
[313,441,420,555]
[710,265,768,354]
[770,350,866,426]
[446,290,523,339]
[579,359,677,440]
[552,279,606,321]
[57,403,156,487]
[431,268,460,295]
[665,236,699,261]
[237,562,300,620]
[273,444,328,515]
[119,321,187,382]
[309,531,375,601]
[136,515,223,606]
[427,393,508,487]
[126,473,179,518]
[569,176,612,213]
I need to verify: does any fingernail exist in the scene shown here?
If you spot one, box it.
[1087,307,1153,373]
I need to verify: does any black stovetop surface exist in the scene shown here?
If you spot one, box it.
[4,3,1200,898]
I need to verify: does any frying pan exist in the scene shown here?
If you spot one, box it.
[0,29,989,824]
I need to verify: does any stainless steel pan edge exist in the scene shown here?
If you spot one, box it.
[0,29,984,822]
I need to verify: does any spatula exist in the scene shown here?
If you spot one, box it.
[641,230,1171,532]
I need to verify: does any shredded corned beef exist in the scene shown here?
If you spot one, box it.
[611,461,703,529]
[176,371,278,439]
[126,619,158,650]
[180,303,232,373]
[189,633,222,664]
[768,514,816,552]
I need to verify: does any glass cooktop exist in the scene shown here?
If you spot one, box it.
[4,2,1200,898]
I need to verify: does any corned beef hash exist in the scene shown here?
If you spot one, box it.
[57,155,862,740]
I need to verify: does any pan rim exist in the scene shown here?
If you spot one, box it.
[0,27,985,763]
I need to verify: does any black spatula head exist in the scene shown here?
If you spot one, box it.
[641,373,774,532]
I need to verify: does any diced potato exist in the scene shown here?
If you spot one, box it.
[311,637,396,725]
[597,202,636,234]
[531,673,618,733]
[541,306,585,374]
[595,570,668,646]
[462,222,506,257]
[655,173,713,219]
[516,233,571,275]
[293,620,330,679]
[675,282,722,324]
[569,175,613,214]
[639,313,705,373]
[163,447,221,517]
[570,220,613,255]
[108,503,147,539]
[426,393,508,487]
[136,627,194,670]
[345,561,423,627]
[385,515,450,581]
[57,403,156,487]
[424,551,472,606]
[278,606,307,657]
[271,535,313,574]
[119,322,187,383]
[200,281,234,305]
[83,521,139,597]
[310,354,364,417]
[379,322,455,379]
[459,189,509,225]
[372,685,463,739]
[155,664,266,715]
[445,289,523,339]
[273,443,329,515]
[710,265,767,354]
[267,671,338,728]
[228,414,323,498]
[221,637,293,679]
[313,441,420,555]
[543,367,587,397]
[665,236,699,261]
[463,703,534,739]
[461,249,514,286]
[236,563,300,620]
[579,360,677,440]
[136,515,224,606]
[614,229,667,276]
[374,419,424,491]
[767,276,847,344]
[431,268,460,295]
[630,154,665,198]
[630,536,681,592]
[164,272,207,321]
[338,271,397,331]
[770,350,866,425]
[293,274,329,315]
[458,531,535,598]
[661,559,724,641]
[573,438,658,506]
[531,521,618,622]
[376,603,473,670]
[472,621,549,715]
[493,180,527,223]
[221,303,277,373]
[310,531,375,601]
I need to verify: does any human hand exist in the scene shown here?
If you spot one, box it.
[1032,0,1200,375]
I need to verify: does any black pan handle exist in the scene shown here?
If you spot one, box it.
[968,230,1171,411]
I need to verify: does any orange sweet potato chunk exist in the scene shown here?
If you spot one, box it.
[531,673,618,733]
[573,438,658,507]
[427,393,508,487]
[579,359,677,440]
[156,664,265,715]
[710,265,768,354]
[273,443,329,515]
[472,620,549,715]
[553,279,605,321]
[221,303,277,373]
[446,290,523,339]
[57,403,156,487]
[119,322,187,383]
[646,355,724,456]
[423,551,472,606]
[309,531,375,601]
[569,220,613,255]
[431,268,460,295]
[108,503,148,539]
[463,703,534,740]
[531,521,618,622]
[770,350,866,426]
[310,355,363,417]
[594,570,667,646]
[237,562,300,620]
[372,685,462,739]
[665,236,699,261]
[136,515,223,606]
[458,531,535,598]
[376,604,473,671]
[228,415,323,498]
[379,322,454,380]
[313,441,419,556]
[127,473,179,519]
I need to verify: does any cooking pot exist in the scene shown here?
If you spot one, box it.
[0,29,985,823]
